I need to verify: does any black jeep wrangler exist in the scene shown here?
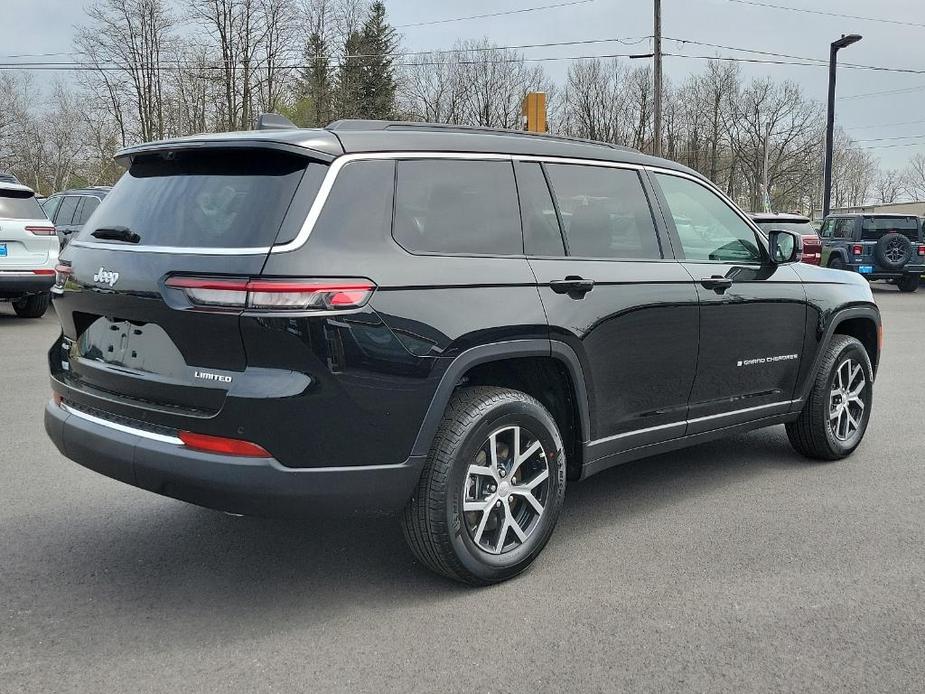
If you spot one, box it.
[820,213,924,292]
[45,120,881,584]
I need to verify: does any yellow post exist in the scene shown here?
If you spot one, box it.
[522,92,547,133]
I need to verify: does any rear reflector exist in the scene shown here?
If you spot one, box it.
[32,269,55,275]
[25,225,56,236]
[178,430,272,458]
[165,276,376,311]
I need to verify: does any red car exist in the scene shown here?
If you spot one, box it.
[750,213,822,265]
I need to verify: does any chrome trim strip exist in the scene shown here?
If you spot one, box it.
[686,399,792,425]
[272,151,514,254]
[61,403,183,445]
[587,420,686,447]
[586,399,798,447]
[69,241,271,255]
[66,149,757,256]
[642,165,770,241]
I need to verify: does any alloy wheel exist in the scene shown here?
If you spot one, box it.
[829,358,866,441]
[462,425,550,555]
[885,239,906,264]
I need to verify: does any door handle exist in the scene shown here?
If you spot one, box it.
[550,276,595,298]
[700,276,733,293]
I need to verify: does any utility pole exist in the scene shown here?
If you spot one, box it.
[652,0,662,157]
[822,34,862,219]
[762,122,771,212]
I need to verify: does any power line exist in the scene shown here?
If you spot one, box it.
[725,0,925,29]
[861,140,925,150]
[0,50,73,59]
[394,0,596,29]
[855,133,925,143]
[847,119,925,130]
[840,84,925,101]
[0,35,652,70]
[0,51,659,72]
[665,38,925,74]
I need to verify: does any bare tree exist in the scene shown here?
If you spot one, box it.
[559,59,629,143]
[400,51,466,123]
[399,40,551,130]
[903,153,925,200]
[875,168,904,204]
[724,78,823,211]
[76,0,176,144]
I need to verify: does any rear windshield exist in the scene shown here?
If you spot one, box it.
[860,216,921,242]
[0,189,45,220]
[753,220,816,235]
[80,149,309,248]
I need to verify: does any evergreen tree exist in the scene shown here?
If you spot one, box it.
[337,29,365,119]
[358,1,397,119]
[300,31,333,127]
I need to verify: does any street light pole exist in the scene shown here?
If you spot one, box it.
[822,33,862,220]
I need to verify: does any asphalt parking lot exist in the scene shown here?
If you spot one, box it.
[1,285,923,693]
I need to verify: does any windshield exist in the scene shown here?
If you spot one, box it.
[80,149,311,248]
[0,190,45,220]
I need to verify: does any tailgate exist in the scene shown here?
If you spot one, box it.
[50,146,327,421]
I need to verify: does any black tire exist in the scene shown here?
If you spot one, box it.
[828,255,847,271]
[786,335,873,461]
[12,292,50,318]
[897,275,919,293]
[401,386,567,585]
[874,232,912,270]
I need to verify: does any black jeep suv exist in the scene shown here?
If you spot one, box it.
[45,121,880,584]
[820,213,924,292]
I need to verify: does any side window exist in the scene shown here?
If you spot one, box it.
[393,159,522,255]
[75,196,100,225]
[655,173,761,263]
[55,196,80,226]
[544,164,661,259]
[41,195,62,222]
[516,162,565,256]
[834,219,854,239]
[820,219,834,238]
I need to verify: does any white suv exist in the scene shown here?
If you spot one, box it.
[0,182,58,318]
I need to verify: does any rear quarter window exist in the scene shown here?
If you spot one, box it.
[0,190,45,219]
[80,149,312,248]
[393,159,522,256]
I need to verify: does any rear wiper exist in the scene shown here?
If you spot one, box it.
[91,226,141,244]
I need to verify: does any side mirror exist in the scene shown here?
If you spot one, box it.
[768,229,803,264]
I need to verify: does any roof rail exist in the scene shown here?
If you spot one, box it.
[325,119,639,153]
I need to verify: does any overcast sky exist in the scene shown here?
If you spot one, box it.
[2,0,924,169]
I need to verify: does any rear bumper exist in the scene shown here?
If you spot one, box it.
[0,272,54,297]
[44,400,425,517]
[859,268,924,280]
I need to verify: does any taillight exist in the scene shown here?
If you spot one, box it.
[165,276,376,312]
[852,245,863,255]
[32,269,55,275]
[918,245,925,256]
[178,430,271,458]
[25,225,56,236]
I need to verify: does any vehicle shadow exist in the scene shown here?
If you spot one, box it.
[11,426,817,635]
